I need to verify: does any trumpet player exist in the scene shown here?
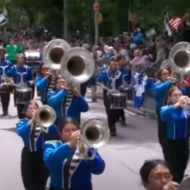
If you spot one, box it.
[47,75,89,124]
[16,100,57,190]
[160,87,190,183]
[43,117,105,190]
[0,48,12,116]
[152,67,190,151]
[35,63,52,104]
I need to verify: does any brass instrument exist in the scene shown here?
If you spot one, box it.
[42,39,71,71]
[179,96,190,115]
[77,117,110,160]
[169,42,190,82]
[35,105,56,128]
[61,47,95,84]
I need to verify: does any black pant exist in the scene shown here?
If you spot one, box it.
[21,147,48,190]
[17,104,26,119]
[163,139,189,183]
[80,81,88,97]
[50,188,92,190]
[157,114,167,147]
[0,92,10,114]
[118,109,125,122]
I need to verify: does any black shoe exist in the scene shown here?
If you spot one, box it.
[110,125,117,137]
[3,111,8,116]
[120,120,127,126]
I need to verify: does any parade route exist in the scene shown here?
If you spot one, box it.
[0,94,189,190]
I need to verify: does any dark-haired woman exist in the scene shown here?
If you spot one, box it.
[43,117,105,190]
[47,76,89,124]
[152,67,175,148]
[35,63,52,104]
[160,87,190,183]
[140,159,179,190]
[16,100,57,190]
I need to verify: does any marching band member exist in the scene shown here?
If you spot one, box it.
[97,56,123,136]
[160,87,190,183]
[140,159,179,190]
[43,117,105,190]
[36,63,52,104]
[152,67,174,148]
[16,100,57,190]
[152,67,190,150]
[0,48,12,116]
[117,54,132,125]
[6,53,33,119]
[47,75,89,124]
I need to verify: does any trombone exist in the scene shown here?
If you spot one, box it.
[77,117,110,160]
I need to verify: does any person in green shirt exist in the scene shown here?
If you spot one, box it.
[5,38,19,64]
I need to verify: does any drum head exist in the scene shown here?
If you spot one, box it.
[16,87,32,92]
[111,92,126,97]
[179,177,190,190]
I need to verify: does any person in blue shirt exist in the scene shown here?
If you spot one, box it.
[6,53,33,119]
[35,63,52,104]
[152,67,190,150]
[16,100,57,190]
[43,117,105,190]
[117,54,132,125]
[152,67,174,148]
[160,86,190,183]
[97,56,123,136]
[0,48,12,116]
[47,75,89,124]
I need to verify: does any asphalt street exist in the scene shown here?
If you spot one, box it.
[0,92,190,190]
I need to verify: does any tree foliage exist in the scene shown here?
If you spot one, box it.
[1,0,190,36]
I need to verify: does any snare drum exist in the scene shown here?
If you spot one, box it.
[109,91,126,109]
[15,87,32,104]
[0,83,13,93]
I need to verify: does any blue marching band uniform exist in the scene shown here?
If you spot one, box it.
[97,63,131,136]
[47,87,89,124]
[6,63,34,119]
[16,118,57,190]
[0,57,13,115]
[36,75,52,104]
[43,140,105,190]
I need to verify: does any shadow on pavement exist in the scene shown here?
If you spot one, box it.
[0,127,16,133]
[0,115,18,120]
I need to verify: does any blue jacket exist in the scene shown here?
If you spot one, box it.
[160,105,190,140]
[47,89,89,120]
[97,69,123,89]
[43,141,105,189]
[16,119,57,151]
[6,65,33,84]
[152,80,172,114]
[0,59,12,84]
[35,76,51,104]
[132,32,144,45]
[119,66,131,85]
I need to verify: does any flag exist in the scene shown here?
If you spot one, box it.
[169,17,182,29]
[163,8,173,36]
[128,12,137,25]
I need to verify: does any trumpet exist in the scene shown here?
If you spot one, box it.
[35,105,56,128]
[77,117,110,160]
[179,96,190,115]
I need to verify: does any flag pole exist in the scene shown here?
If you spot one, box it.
[127,0,130,33]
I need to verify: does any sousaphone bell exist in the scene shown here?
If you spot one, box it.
[61,47,95,84]
[42,39,71,71]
